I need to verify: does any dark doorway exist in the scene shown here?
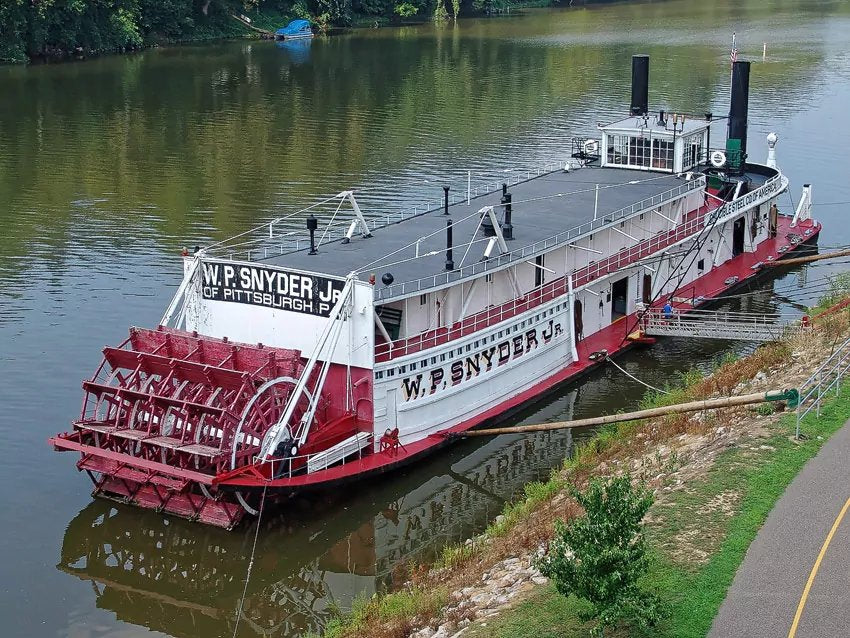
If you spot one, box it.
[573,298,583,341]
[611,277,628,321]
[534,254,544,287]
[642,273,652,304]
[732,217,745,256]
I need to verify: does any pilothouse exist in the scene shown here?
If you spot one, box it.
[50,55,820,528]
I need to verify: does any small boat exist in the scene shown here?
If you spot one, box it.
[275,19,313,41]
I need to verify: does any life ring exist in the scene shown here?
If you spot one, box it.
[710,150,727,168]
[583,139,599,155]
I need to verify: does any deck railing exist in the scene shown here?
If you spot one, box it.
[796,334,850,439]
[265,433,375,479]
[217,158,573,261]
[375,201,715,362]
[375,176,706,302]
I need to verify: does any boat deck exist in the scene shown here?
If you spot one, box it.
[261,166,687,291]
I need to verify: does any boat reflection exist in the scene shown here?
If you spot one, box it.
[276,38,312,65]
[58,390,577,637]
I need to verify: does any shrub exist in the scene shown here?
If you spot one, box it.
[537,477,667,635]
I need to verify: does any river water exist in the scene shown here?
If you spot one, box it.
[2,0,850,636]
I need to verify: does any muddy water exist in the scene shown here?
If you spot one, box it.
[2,0,850,635]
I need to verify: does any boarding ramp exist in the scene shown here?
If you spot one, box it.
[641,308,804,342]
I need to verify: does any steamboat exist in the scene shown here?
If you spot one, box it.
[50,56,820,528]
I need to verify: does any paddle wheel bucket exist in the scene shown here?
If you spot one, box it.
[49,326,316,528]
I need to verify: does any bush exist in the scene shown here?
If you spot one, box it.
[537,477,667,635]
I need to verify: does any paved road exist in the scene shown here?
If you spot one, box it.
[709,419,850,638]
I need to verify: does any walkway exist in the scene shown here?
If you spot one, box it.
[709,418,850,638]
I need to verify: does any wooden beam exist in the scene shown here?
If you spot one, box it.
[449,389,796,438]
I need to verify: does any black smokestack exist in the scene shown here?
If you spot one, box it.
[630,55,649,116]
[728,60,751,170]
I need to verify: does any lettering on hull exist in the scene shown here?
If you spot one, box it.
[400,320,563,401]
[201,261,345,318]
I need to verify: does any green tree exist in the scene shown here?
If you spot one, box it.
[537,477,667,635]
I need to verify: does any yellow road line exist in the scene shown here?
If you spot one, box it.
[788,496,850,638]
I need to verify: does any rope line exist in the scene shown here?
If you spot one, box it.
[607,356,669,395]
[232,484,268,638]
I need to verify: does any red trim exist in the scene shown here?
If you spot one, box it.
[49,435,215,484]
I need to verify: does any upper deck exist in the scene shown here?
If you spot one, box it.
[235,165,700,303]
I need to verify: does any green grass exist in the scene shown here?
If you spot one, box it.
[463,383,850,638]
[464,584,592,638]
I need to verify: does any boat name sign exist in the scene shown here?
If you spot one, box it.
[400,319,564,401]
[201,261,345,318]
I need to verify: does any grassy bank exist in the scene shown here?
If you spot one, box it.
[468,382,850,637]
[319,305,850,638]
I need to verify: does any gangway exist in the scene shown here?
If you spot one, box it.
[641,308,805,342]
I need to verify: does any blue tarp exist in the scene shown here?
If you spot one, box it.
[275,19,311,36]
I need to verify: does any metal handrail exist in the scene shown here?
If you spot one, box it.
[796,334,850,438]
[265,433,374,479]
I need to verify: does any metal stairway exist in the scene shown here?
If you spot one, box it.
[641,308,804,342]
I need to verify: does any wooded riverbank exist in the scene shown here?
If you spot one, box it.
[0,0,615,64]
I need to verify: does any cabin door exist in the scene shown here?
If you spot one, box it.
[732,218,745,256]
[611,277,628,321]
[769,203,778,238]
[642,273,652,304]
[573,299,584,341]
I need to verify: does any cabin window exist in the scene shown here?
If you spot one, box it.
[682,131,704,169]
[419,294,427,306]
[387,369,395,378]
[697,259,705,271]
[607,134,630,165]
[628,136,651,167]
[376,371,384,379]
[421,359,428,368]
[431,357,436,364]
[410,363,416,371]
[652,139,674,170]
[486,273,493,283]
[440,354,446,362]
[466,344,472,352]
[400,365,407,373]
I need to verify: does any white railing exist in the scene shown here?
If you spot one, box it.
[642,308,804,342]
[376,176,706,302]
[265,433,374,478]
[796,334,850,438]
[212,158,573,262]
[704,173,787,227]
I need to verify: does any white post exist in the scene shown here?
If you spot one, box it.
[594,184,599,221]
[763,43,767,61]
[467,170,471,205]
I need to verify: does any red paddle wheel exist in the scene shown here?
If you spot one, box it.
[50,326,323,528]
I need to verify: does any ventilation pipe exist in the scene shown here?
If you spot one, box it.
[445,219,454,271]
[630,54,649,116]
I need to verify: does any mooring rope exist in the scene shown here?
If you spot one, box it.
[231,484,268,638]
[606,356,669,395]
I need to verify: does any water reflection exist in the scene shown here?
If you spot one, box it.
[276,39,313,65]
[59,389,575,636]
[2,1,850,636]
